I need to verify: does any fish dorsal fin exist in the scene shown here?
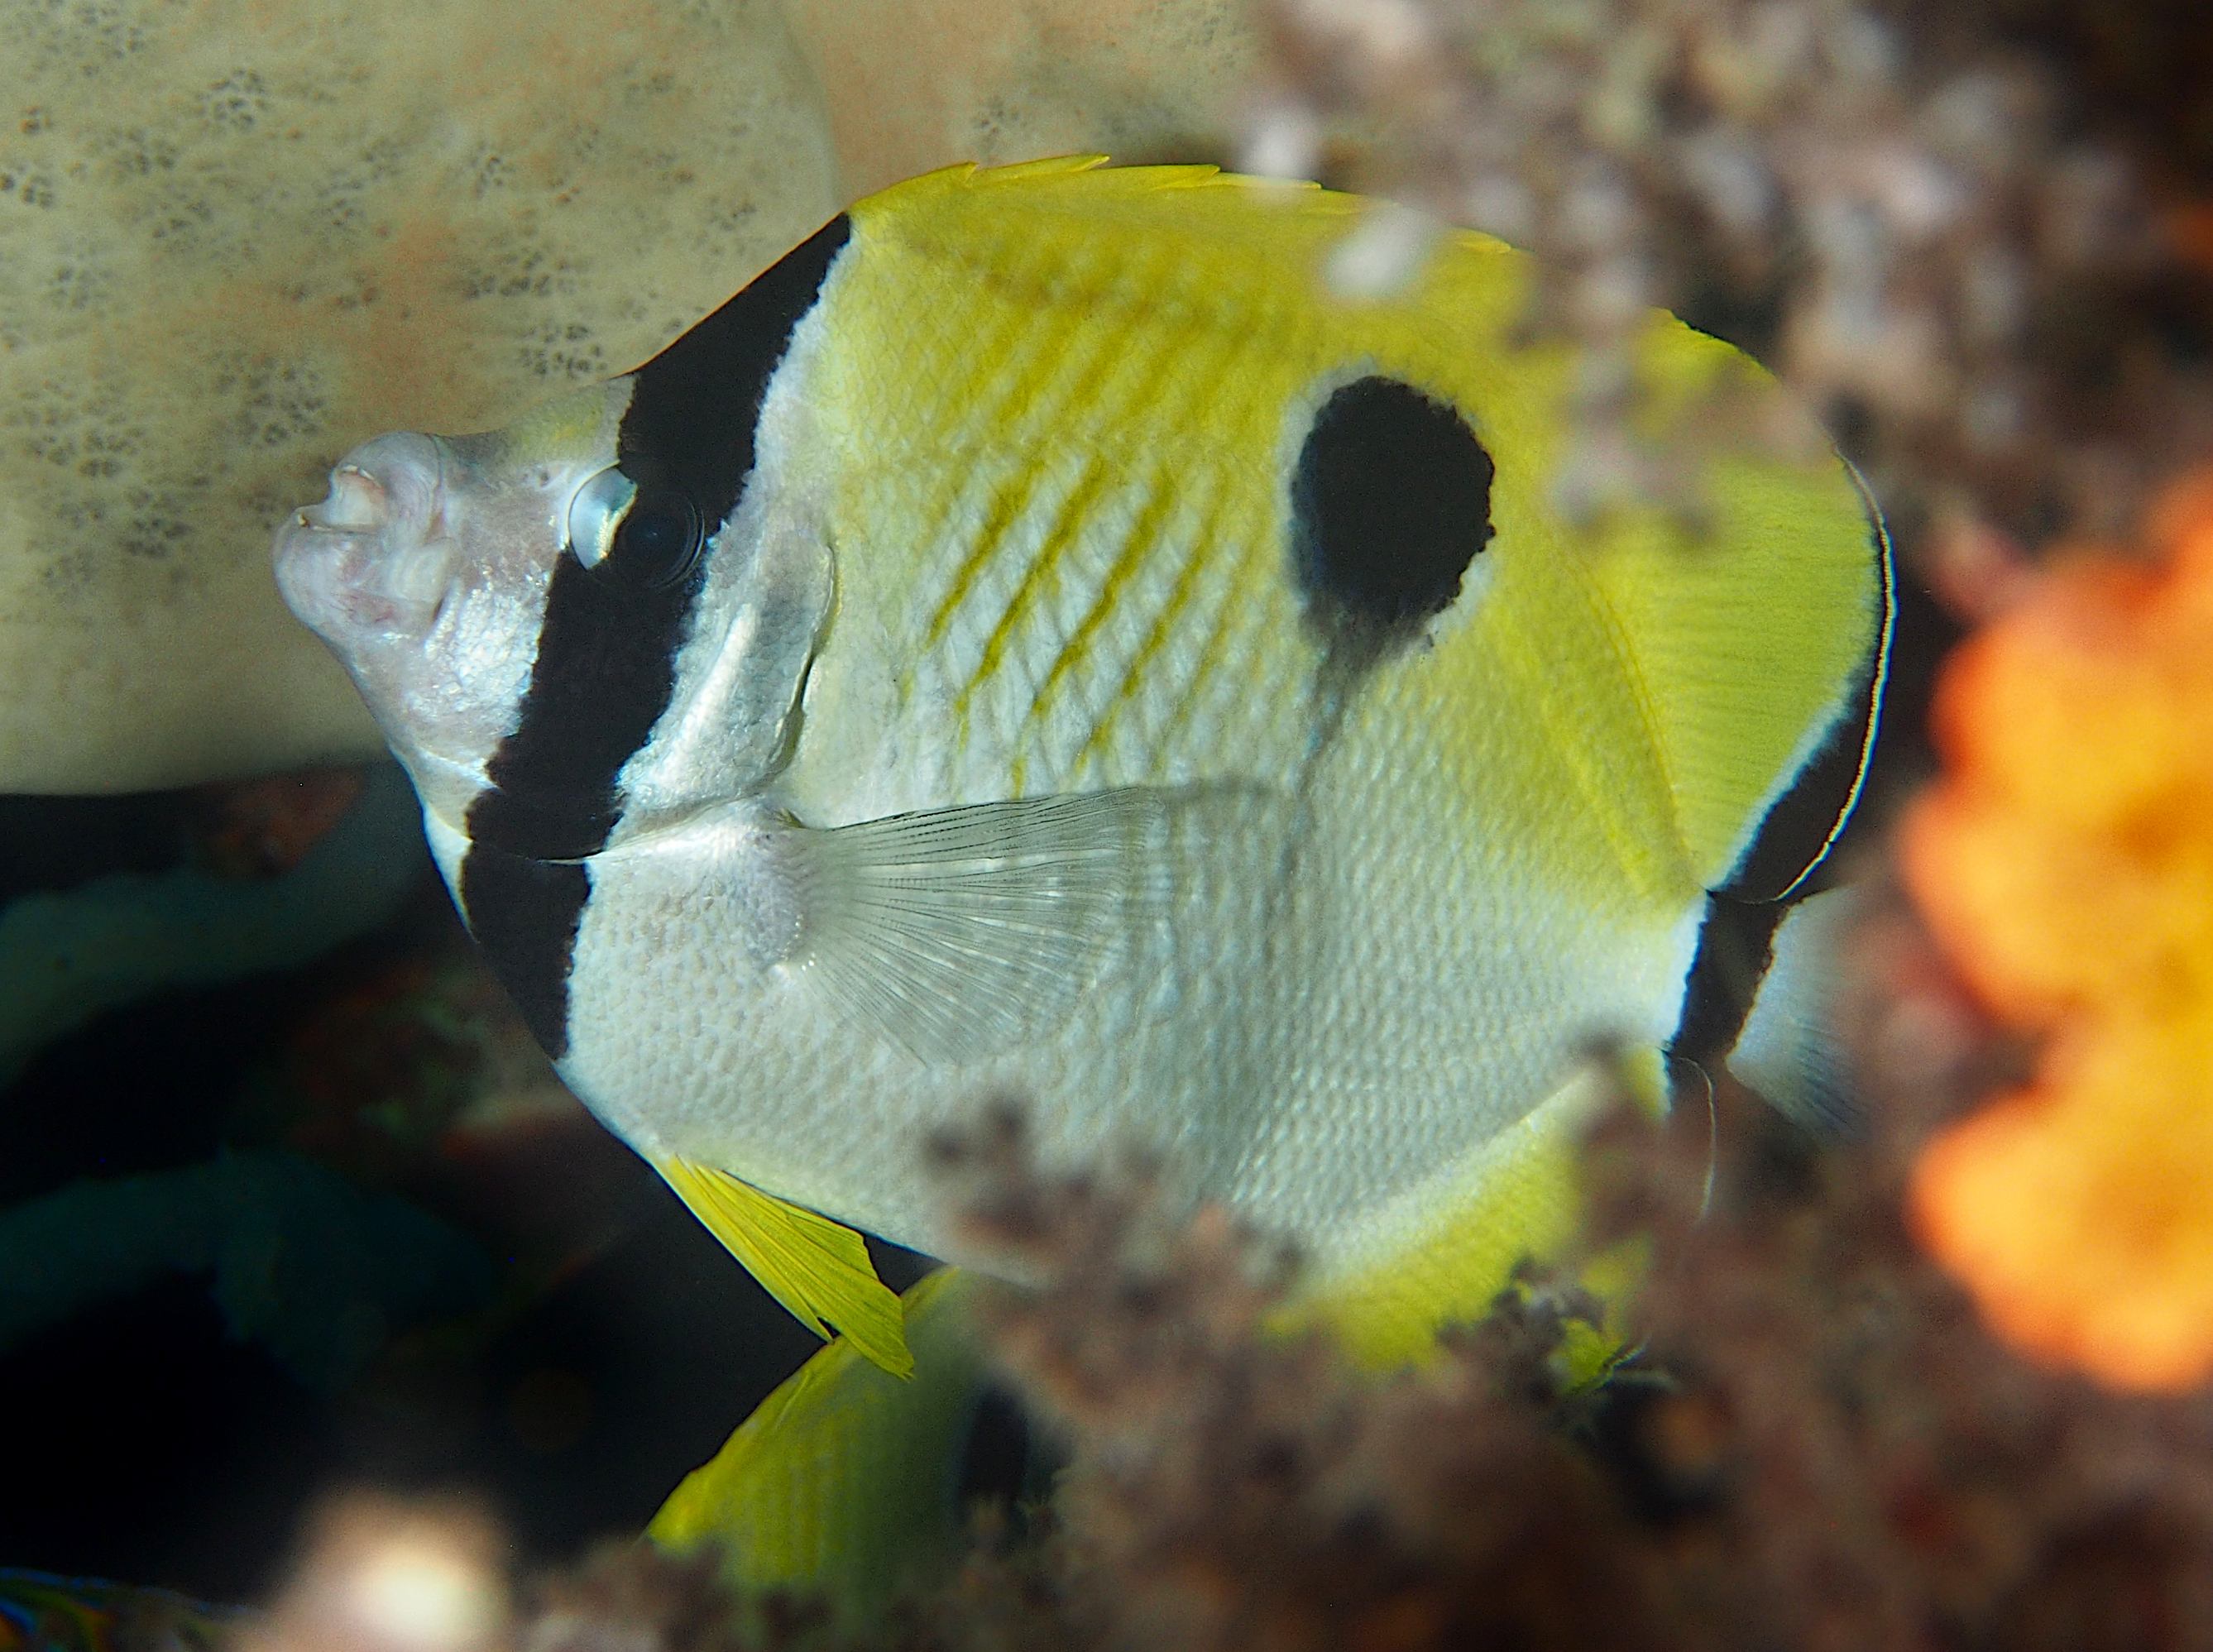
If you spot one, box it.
[1580,355,1893,894]
[791,785,1257,1066]
[656,1154,913,1377]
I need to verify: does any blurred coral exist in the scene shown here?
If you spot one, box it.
[189,773,370,882]
[0,1568,242,1652]
[930,1109,1667,1652]
[0,1149,493,1393]
[241,1498,508,1652]
[1903,472,2213,1390]
[184,1085,2213,1651]
[924,1098,2213,1650]
[0,765,429,1085]
[1249,0,2213,543]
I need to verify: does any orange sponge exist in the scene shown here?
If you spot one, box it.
[1905,474,2213,1390]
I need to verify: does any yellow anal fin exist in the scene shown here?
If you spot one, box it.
[649,1269,987,1614]
[656,1154,913,1378]
[1282,1049,1668,1372]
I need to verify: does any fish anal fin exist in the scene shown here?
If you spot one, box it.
[657,1154,913,1377]
[648,1270,989,1613]
[1284,1052,1665,1370]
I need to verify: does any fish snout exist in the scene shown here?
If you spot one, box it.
[275,431,460,640]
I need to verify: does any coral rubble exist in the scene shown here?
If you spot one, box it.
[318,1085,2213,1650]
[1250,0,2213,544]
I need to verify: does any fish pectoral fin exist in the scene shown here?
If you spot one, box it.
[656,1154,913,1378]
[792,784,1243,1067]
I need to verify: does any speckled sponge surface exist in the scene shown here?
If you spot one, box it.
[0,0,837,792]
[0,0,1254,794]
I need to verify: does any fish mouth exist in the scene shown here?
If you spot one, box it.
[275,430,460,642]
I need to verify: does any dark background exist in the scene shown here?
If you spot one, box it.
[0,822,831,1602]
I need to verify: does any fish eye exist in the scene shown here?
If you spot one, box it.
[612,488,706,587]
[564,467,707,589]
[565,466,638,569]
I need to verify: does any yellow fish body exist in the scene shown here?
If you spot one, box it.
[275,159,1888,1381]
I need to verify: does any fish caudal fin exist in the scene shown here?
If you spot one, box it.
[656,1155,913,1377]
[648,1269,991,1614]
[1726,884,1861,1133]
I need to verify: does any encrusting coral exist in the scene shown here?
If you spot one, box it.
[0,0,1259,794]
[1903,470,2213,1391]
[250,1090,2213,1652]
[0,0,839,793]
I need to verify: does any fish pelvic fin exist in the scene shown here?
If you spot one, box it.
[656,1154,913,1377]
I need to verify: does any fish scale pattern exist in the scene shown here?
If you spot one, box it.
[807,178,1322,815]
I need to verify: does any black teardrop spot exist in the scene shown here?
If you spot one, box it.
[1291,376,1495,641]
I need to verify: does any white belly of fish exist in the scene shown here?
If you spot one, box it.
[534,748,1699,1283]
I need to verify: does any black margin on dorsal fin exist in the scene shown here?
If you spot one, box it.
[458,212,855,1061]
[1717,491,1895,904]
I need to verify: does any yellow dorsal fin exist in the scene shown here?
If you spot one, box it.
[656,1155,913,1377]
[1578,332,1892,891]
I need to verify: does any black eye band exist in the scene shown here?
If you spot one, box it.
[462,212,854,1061]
